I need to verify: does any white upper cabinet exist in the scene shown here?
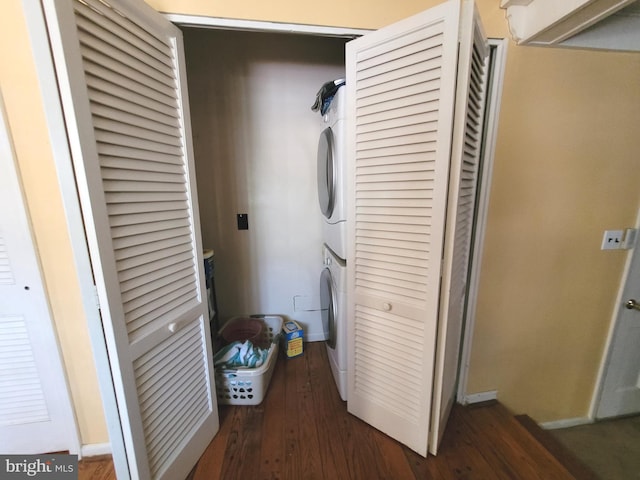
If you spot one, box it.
[501,0,640,51]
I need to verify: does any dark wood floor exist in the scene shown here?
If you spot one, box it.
[79,342,595,479]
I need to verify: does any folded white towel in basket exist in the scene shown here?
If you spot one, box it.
[213,340,269,369]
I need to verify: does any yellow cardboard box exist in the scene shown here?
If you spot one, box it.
[282,320,303,358]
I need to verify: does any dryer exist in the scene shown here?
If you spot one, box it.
[320,244,347,401]
[317,86,347,261]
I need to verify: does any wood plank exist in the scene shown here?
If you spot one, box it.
[459,402,575,480]
[283,351,304,478]
[257,350,288,479]
[403,402,506,479]
[191,405,233,480]
[294,349,325,479]
[307,341,352,479]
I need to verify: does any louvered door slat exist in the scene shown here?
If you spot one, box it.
[91,101,179,131]
[122,268,193,306]
[100,144,183,166]
[73,0,170,51]
[89,92,179,130]
[0,316,49,426]
[75,14,174,78]
[104,180,186,195]
[117,252,190,283]
[116,243,191,273]
[83,60,176,109]
[86,75,178,119]
[114,238,191,265]
[80,44,175,97]
[108,201,187,216]
[123,272,194,314]
[93,106,180,138]
[0,236,14,285]
[45,0,218,477]
[74,2,172,67]
[94,118,181,149]
[101,157,185,176]
[109,210,188,228]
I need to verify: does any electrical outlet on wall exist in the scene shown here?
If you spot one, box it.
[601,230,623,250]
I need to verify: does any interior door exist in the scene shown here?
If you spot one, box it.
[597,229,640,418]
[42,1,218,478]
[345,0,488,456]
[0,94,79,455]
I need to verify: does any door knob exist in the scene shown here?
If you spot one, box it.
[625,299,640,311]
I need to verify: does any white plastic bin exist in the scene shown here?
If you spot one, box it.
[214,315,282,405]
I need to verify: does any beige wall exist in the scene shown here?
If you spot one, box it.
[4,0,639,450]
[1,1,108,444]
[185,29,345,337]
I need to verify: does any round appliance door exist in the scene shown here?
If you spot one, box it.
[320,267,337,349]
[317,127,335,218]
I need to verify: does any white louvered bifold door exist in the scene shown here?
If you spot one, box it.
[0,95,78,454]
[42,1,218,478]
[345,0,462,457]
[429,3,489,454]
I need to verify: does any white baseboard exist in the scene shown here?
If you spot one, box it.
[540,417,593,430]
[81,442,111,458]
[463,390,498,404]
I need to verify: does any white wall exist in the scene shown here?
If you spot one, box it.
[184,29,345,340]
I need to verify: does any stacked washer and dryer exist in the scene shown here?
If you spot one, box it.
[316,82,348,401]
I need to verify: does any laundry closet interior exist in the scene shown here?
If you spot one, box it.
[180,27,348,344]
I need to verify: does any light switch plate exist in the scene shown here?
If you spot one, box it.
[601,230,623,250]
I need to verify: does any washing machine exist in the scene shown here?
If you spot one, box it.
[320,244,347,401]
[317,85,347,261]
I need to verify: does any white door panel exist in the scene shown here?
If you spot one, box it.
[42,0,218,478]
[346,0,488,456]
[0,95,78,454]
[597,228,640,418]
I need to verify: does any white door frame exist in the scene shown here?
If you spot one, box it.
[165,13,507,407]
[456,38,509,403]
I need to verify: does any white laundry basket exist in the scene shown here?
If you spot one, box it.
[214,315,282,405]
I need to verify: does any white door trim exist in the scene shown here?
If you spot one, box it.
[169,7,506,410]
[456,37,509,404]
[21,0,127,471]
[164,13,372,37]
